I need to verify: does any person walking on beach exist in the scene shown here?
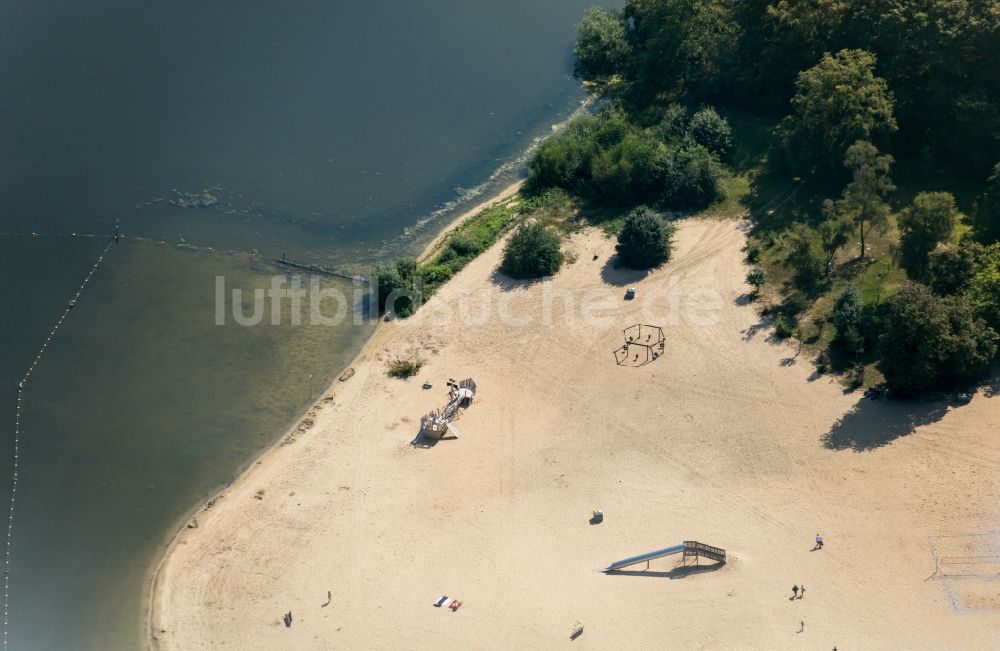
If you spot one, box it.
[798,620,805,633]
[792,584,799,599]
[799,585,805,599]
[815,533,823,550]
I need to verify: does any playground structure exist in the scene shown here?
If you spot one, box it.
[603,541,726,572]
[614,324,665,367]
[418,378,477,441]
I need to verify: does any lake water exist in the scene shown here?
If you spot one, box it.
[0,1,616,648]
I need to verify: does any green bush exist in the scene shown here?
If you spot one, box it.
[663,142,725,209]
[746,267,765,295]
[878,283,997,396]
[526,105,726,211]
[785,224,824,291]
[387,358,423,379]
[501,222,564,278]
[928,242,980,296]
[898,192,960,281]
[373,258,419,318]
[573,7,630,81]
[830,285,862,354]
[774,314,796,339]
[448,233,480,257]
[615,206,675,269]
[688,107,733,158]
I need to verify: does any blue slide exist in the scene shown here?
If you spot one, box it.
[603,544,685,572]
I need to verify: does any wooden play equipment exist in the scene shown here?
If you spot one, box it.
[614,324,665,366]
[603,540,726,572]
[419,378,476,440]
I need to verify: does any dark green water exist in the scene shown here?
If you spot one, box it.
[0,1,615,649]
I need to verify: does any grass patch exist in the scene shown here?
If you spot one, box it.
[387,357,423,379]
[417,188,577,297]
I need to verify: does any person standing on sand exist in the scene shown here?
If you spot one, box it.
[792,585,799,599]
[816,533,823,549]
[799,585,805,599]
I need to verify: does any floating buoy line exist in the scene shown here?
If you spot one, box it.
[3,240,114,649]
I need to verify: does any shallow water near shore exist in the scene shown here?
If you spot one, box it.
[0,0,618,648]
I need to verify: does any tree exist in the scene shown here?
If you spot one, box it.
[785,224,824,290]
[878,283,997,396]
[818,199,851,275]
[663,142,725,208]
[746,267,766,296]
[501,222,564,278]
[590,133,667,206]
[839,141,895,259]
[928,241,981,296]
[830,285,862,352]
[781,49,897,171]
[967,242,1000,333]
[974,163,1000,244]
[616,206,675,269]
[687,107,733,158]
[373,258,419,318]
[898,192,960,281]
[574,7,631,82]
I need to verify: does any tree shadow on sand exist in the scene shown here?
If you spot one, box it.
[489,266,548,292]
[822,398,951,452]
[600,256,651,287]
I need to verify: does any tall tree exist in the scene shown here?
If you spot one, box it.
[785,224,824,290]
[974,163,1000,244]
[780,49,897,171]
[616,206,675,269]
[898,192,960,281]
[879,283,997,396]
[817,199,851,275]
[573,7,631,82]
[838,141,895,259]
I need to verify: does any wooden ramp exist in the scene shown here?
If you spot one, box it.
[683,541,726,563]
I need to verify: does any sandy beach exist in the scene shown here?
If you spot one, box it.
[148,215,1000,649]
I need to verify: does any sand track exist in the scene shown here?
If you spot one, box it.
[150,219,1000,650]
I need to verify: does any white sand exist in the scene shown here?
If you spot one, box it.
[149,218,1000,650]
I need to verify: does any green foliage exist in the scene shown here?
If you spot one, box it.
[974,163,1000,244]
[927,242,980,296]
[578,1,1000,174]
[830,285,862,349]
[878,283,997,396]
[447,233,480,257]
[688,107,733,158]
[615,206,675,269]
[663,141,725,209]
[967,243,1000,333]
[746,266,765,294]
[373,258,419,318]
[387,357,423,379]
[785,224,824,291]
[898,192,961,281]
[817,200,851,273]
[574,7,631,81]
[781,50,897,172]
[526,106,725,210]
[590,133,667,206]
[839,141,895,258]
[774,314,796,339]
[501,222,564,278]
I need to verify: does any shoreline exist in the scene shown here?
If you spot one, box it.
[147,213,1000,649]
[144,179,526,650]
